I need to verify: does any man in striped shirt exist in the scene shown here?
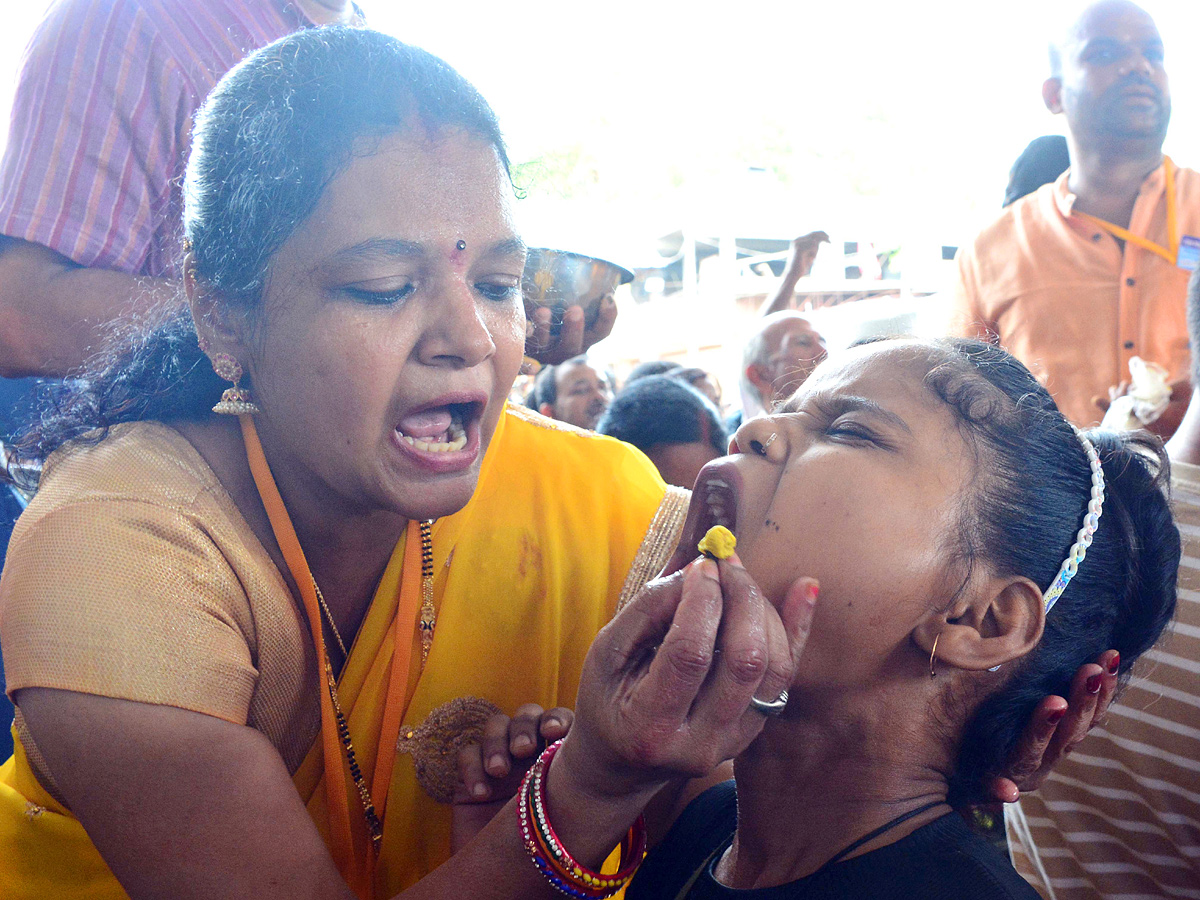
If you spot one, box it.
[0,0,361,379]
[1007,266,1200,898]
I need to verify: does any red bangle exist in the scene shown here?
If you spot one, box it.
[517,740,646,898]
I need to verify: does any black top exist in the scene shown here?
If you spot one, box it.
[627,781,1040,900]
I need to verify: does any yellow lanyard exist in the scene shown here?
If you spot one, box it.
[1074,157,1178,265]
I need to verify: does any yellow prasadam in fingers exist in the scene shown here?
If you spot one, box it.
[698,525,736,560]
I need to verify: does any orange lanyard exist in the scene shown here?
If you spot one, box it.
[240,414,425,898]
[1075,157,1178,265]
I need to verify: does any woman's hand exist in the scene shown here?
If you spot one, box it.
[450,705,573,854]
[554,553,818,808]
[987,649,1119,802]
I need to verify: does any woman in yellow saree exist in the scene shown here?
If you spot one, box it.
[0,26,749,900]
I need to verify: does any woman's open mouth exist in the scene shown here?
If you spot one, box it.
[396,407,468,452]
[393,397,486,470]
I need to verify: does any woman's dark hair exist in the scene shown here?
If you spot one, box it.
[917,339,1179,804]
[10,27,510,472]
[597,375,727,456]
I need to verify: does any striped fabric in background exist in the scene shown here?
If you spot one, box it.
[1007,460,1200,899]
[0,0,310,278]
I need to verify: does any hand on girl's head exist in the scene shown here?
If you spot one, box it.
[987,648,1120,802]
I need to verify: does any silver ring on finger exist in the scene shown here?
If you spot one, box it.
[749,689,789,716]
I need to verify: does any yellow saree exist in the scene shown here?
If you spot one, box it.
[0,405,688,898]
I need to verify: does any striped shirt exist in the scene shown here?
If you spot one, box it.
[1007,460,1200,899]
[0,0,313,278]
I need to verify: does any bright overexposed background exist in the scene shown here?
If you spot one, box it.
[1,1,1197,396]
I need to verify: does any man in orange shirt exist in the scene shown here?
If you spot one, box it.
[951,0,1200,433]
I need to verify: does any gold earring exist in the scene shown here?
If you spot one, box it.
[929,632,941,678]
[210,352,259,415]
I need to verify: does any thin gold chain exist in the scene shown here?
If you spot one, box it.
[313,580,348,659]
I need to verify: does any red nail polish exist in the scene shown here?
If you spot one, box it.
[1107,653,1120,676]
[1086,673,1102,694]
[1046,708,1066,725]
[806,584,820,602]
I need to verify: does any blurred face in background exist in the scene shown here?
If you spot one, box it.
[764,317,827,407]
[1046,1,1169,146]
[545,359,612,430]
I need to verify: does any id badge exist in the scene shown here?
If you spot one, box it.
[1178,235,1200,271]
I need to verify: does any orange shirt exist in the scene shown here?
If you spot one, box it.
[951,163,1200,427]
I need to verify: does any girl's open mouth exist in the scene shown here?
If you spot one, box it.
[679,459,743,562]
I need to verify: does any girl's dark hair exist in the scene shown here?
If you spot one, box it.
[10,27,509,472]
[597,374,727,455]
[919,339,1179,805]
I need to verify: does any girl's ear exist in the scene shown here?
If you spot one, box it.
[913,575,1045,673]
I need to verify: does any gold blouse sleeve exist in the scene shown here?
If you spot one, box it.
[616,485,691,613]
[0,497,259,724]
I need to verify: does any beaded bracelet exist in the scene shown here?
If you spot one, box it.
[517,740,647,898]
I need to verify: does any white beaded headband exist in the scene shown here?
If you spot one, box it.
[987,430,1105,673]
[1043,430,1106,614]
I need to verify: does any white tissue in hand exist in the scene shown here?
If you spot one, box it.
[1100,356,1171,431]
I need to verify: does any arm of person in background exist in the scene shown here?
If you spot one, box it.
[0,236,178,377]
[0,2,187,377]
[450,704,575,854]
[757,231,829,317]
[17,554,817,899]
[1093,376,1190,441]
[525,292,619,365]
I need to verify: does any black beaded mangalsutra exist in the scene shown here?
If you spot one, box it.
[418,520,436,665]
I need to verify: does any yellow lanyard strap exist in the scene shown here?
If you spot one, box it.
[1075,157,1177,265]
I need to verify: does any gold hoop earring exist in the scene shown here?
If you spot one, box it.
[210,352,259,415]
[929,632,941,678]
